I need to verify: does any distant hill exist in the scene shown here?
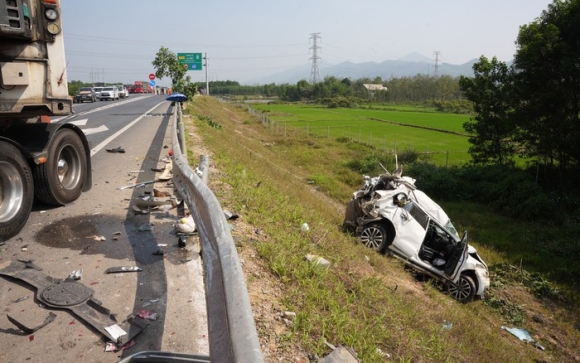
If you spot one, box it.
[244,53,478,85]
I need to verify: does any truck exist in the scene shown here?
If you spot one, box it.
[132,81,143,93]
[0,0,92,241]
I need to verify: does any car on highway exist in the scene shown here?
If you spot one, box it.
[93,86,104,99]
[99,86,119,101]
[343,167,490,302]
[73,87,97,103]
[117,85,129,98]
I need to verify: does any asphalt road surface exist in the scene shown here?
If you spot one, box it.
[0,94,209,362]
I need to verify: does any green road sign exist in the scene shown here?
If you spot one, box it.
[177,53,203,71]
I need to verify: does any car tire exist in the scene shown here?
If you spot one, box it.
[0,141,34,242]
[360,222,389,252]
[448,274,477,302]
[33,128,87,205]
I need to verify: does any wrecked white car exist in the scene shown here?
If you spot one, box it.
[344,168,490,302]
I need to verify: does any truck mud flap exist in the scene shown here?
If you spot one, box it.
[0,260,148,344]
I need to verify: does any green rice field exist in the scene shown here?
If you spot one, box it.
[250,103,473,166]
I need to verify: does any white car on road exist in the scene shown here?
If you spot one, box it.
[99,86,119,101]
[117,85,129,98]
[344,168,490,302]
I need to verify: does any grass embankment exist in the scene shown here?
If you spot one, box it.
[185,97,579,362]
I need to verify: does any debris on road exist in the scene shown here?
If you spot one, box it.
[105,147,125,153]
[68,269,83,280]
[105,266,142,274]
[86,235,106,241]
[175,215,196,234]
[224,210,239,220]
[7,312,56,334]
[138,223,154,232]
[17,259,42,271]
[11,296,30,303]
[117,179,160,190]
[137,309,159,321]
[105,340,135,352]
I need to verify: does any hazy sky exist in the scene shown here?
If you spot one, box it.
[61,0,554,86]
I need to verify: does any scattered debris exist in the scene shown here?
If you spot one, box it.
[11,296,30,303]
[151,167,165,172]
[138,223,154,232]
[106,147,125,153]
[301,223,310,232]
[117,179,160,190]
[152,250,165,256]
[105,340,135,352]
[305,254,330,268]
[224,210,239,220]
[68,269,83,280]
[17,259,42,271]
[137,309,159,321]
[105,324,128,341]
[105,266,142,274]
[129,170,144,173]
[319,345,359,363]
[86,235,106,241]
[175,215,196,234]
[112,232,122,241]
[282,311,296,320]
[442,321,453,330]
[132,205,150,215]
[501,326,546,350]
[153,188,171,198]
[7,312,56,334]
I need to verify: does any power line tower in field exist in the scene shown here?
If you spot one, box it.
[309,32,321,84]
[433,51,441,77]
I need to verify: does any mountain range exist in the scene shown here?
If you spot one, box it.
[244,53,478,85]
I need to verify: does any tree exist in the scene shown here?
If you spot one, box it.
[459,56,516,165]
[151,47,197,100]
[512,0,580,171]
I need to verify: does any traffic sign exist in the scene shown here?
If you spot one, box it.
[177,53,203,71]
[149,73,155,80]
[149,80,156,87]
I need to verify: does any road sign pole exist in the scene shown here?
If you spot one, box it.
[204,53,209,96]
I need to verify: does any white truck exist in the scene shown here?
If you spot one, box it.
[0,0,91,241]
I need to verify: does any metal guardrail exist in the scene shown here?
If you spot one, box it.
[171,104,264,362]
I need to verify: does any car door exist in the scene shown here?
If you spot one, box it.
[443,230,469,281]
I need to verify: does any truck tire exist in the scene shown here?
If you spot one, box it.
[0,141,34,241]
[34,128,87,205]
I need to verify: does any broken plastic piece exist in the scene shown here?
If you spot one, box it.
[105,266,142,274]
[104,324,127,341]
[137,309,159,321]
[501,326,534,342]
[7,312,56,334]
[175,215,196,234]
[106,147,125,153]
[17,258,43,271]
[12,296,30,303]
[68,269,83,281]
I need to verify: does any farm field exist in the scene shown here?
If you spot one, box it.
[250,103,473,166]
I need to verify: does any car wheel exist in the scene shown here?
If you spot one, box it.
[360,222,388,252]
[448,274,477,302]
[0,141,34,241]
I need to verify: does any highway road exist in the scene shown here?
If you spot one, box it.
[0,94,209,362]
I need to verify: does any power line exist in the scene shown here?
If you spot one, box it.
[309,33,321,84]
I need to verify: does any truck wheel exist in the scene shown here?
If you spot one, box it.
[34,128,87,205]
[0,141,34,241]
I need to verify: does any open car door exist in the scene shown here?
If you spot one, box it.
[444,231,469,280]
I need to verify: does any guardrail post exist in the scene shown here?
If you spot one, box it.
[177,102,187,158]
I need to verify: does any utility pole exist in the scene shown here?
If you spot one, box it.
[309,32,321,84]
[203,53,209,95]
[433,51,441,77]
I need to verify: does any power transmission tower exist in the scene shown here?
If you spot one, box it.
[433,51,441,77]
[309,32,321,84]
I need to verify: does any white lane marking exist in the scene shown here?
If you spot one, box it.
[90,101,167,157]
[69,119,88,126]
[83,125,109,136]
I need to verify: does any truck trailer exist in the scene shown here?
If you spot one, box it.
[0,0,91,241]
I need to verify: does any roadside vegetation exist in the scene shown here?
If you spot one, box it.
[185,96,579,362]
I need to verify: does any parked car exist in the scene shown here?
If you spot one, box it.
[343,167,490,302]
[117,85,129,98]
[93,86,104,99]
[73,87,96,103]
[99,86,119,101]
